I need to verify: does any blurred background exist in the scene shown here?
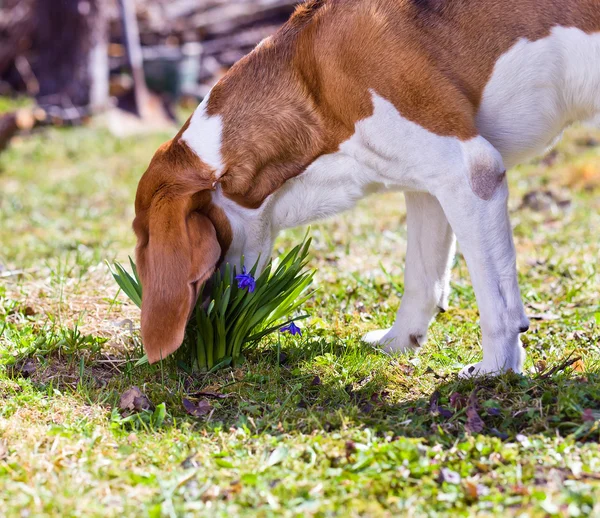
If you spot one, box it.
[0,0,298,146]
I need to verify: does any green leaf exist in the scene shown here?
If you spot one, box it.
[208,356,232,373]
[151,403,167,428]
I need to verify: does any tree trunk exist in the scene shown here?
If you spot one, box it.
[31,0,109,111]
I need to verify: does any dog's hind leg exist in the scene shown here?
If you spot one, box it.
[435,136,530,376]
[363,191,455,353]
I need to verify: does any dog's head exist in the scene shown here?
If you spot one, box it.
[132,36,329,363]
[133,137,231,364]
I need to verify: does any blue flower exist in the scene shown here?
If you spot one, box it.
[280,322,302,336]
[235,267,256,293]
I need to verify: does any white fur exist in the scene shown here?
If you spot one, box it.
[363,192,456,354]
[212,186,275,273]
[478,27,600,168]
[210,27,600,376]
[182,92,225,177]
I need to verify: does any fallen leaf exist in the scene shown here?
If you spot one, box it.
[572,360,585,373]
[429,391,454,419]
[466,408,485,433]
[464,481,480,500]
[429,390,441,413]
[582,409,596,422]
[22,306,36,316]
[360,402,374,414]
[439,407,453,418]
[183,398,212,417]
[465,392,484,434]
[119,387,152,416]
[228,480,243,497]
[449,392,467,410]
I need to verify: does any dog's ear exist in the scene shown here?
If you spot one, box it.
[136,202,221,363]
[133,141,221,364]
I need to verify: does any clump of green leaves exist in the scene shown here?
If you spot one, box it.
[110,236,315,372]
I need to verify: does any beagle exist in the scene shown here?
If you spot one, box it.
[133,0,600,375]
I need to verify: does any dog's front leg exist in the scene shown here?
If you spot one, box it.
[435,138,530,377]
[363,192,455,353]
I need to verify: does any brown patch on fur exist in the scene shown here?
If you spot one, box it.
[470,155,507,200]
[471,169,506,200]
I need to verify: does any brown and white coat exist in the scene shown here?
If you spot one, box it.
[133,0,600,374]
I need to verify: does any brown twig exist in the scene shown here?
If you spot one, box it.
[538,354,582,380]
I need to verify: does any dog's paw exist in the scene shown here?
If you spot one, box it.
[362,328,423,354]
[459,347,526,378]
[458,362,500,378]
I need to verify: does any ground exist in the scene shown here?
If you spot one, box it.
[1,98,600,517]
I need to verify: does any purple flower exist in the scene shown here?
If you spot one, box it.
[280,322,302,336]
[235,267,256,293]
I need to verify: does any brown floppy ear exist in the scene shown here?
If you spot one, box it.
[137,203,221,364]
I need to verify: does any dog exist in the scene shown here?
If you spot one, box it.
[133,0,600,375]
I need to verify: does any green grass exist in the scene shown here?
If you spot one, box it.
[1,96,600,516]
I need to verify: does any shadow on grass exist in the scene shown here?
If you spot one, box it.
[244,342,600,444]
[6,331,600,445]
